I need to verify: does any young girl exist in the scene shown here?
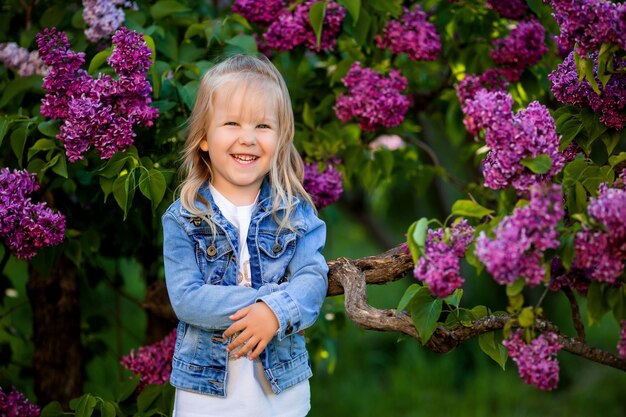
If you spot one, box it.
[162,54,328,417]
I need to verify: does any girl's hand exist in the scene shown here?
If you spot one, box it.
[224,302,279,360]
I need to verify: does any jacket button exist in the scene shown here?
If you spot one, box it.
[272,243,282,253]
[191,217,202,226]
[207,244,217,256]
[285,321,293,334]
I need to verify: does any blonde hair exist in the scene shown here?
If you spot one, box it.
[178,54,314,232]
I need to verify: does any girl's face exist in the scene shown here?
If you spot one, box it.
[200,81,279,205]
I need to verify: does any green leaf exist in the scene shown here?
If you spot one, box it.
[150,0,190,19]
[114,375,140,402]
[0,117,9,147]
[410,288,442,344]
[303,102,315,129]
[10,127,28,166]
[0,75,42,107]
[607,286,626,321]
[478,331,508,369]
[558,233,575,271]
[583,57,601,95]
[38,119,61,138]
[309,1,327,48]
[112,171,135,220]
[99,401,116,417]
[339,0,360,24]
[520,154,552,174]
[138,168,167,209]
[40,401,65,417]
[412,217,429,247]
[451,199,494,218]
[587,281,609,325]
[397,283,421,312]
[88,48,112,74]
[506,278,525,296]
[444,288,463,308]
[97,153,129,178]
[178,80,200,111]
[28,138,57,160]
[73,393,97,417]
[51,153,68,178]
[225,34,258,54]
[144,34,157,63]
[609,152,626,168]
[518,306,534,327]
[137,384,162,412]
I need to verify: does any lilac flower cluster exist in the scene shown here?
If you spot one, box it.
[232,0,286,25]
[0,387,40,417]
[548,258,591,295]
[462,89,566,192]
[0,43,47,77]
[486,0,528,20]
[302,161,343,210]
[491,20,548,70]
[414,219,475,298]
[264,1,345,51]
[36,27,158,162]
[547,0,626,56]
[549,51,626,130]
[502,330,562,390]
[0,168,66,260]
[375,6,441,61]
[83,0,136,43]
[574,172,626,284]
[475,185,564,286]
[335,62,410,131]
[619,321,626,359]
[121,329,176,391]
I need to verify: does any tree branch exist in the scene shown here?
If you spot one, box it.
[563,287,586,341]
[144,244,626,372]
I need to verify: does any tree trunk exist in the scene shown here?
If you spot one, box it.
[27,255,83,407]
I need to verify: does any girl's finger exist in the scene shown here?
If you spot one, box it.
[247,340,267,360]
[223,320,244,338]
[234,335,259,358]
[229,305,251,321]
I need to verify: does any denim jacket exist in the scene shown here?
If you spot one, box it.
[162,178,328,396]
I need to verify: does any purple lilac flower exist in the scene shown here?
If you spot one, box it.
[462,89,566,192]
[375,5,441,61]
[549,51,626,130]
[0,387,40,417]
[232,0,286,25]
[264,1,345,52]
[574,172,626,284]
[414,219,474,298]
[475,185,563,286]
[619,321,626,359]
[334,62,410,131]
[486,0,528,20]
[0,168,65,260]
[502,330,562,390]
[491,20,548,70]
[36,27,158,161]
[0,43,47,76]
[302,161,343,209]
[548,257,591,295]
[121,329,176,391]
[83,0,136,43]
[547,0,622,56]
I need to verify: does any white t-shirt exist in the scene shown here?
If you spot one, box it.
[172,185,310,417]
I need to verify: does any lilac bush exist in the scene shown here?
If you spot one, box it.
[475,185,563,286]
[502,330,562,391]
[334,62,410,131]
[36,27,158,161]
[0,387,40,417]
[264,0,345,52]
[462,89,566,192]
[491,19,548,70]
[0,43,46,76]
[549,51,626,130]
[375,5,441,61]
[121,329,176,391]
[0,168,66,260]
[232,0,286,25]
[414,220,474,298]
[486,0,528,20]
[302,161,343,210]
[574,172,626,284]
[83,0,136,43]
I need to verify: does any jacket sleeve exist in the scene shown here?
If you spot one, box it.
[162,211,282,330]
[257,203,329,341]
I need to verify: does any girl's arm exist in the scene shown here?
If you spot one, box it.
[255,203,329,341]
[162,211,282,331]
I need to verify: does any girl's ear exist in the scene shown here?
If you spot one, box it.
[199,137,209,152]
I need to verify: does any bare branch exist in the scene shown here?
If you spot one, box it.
[563,287,586,341]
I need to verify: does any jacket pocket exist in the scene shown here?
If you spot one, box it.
[193,233,233,284]
[257,230,297,283]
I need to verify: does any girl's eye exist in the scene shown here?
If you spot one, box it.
[257,124,271,129]
[225,122,238,126]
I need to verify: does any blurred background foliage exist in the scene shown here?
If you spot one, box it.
[0,0,625,416]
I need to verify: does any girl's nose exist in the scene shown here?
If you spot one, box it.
[238,129,257,145]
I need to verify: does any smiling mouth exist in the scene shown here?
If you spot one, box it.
[231,154,259,163]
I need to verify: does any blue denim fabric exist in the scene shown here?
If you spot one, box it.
[162,179,328,396]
